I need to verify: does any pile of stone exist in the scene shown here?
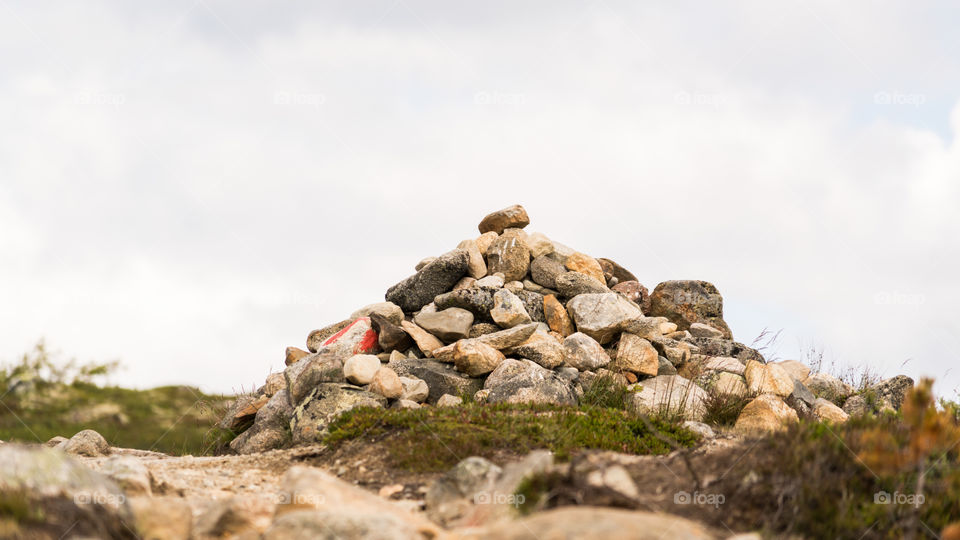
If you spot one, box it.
[222,204,913,452]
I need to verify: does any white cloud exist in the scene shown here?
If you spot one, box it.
[0,0,957,396]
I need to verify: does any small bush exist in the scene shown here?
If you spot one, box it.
[580,374,630,410]
[701,390,752,427]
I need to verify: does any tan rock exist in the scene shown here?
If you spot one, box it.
[490,289,532,328]
[369,367,402,399]
[714,372,748,395]
[475,231,499,254]
[478,204,530,234]
[735,394,799,433]
[285,347,310,366]
[525,232,554,258]
[774,360,811,382]
[744,360,794,397]
[485,229,530,282]
[543,294,575,336]
[400,320,444,357]
[129,496,193,540]
[452,340,506,377]
[456,238,488,279]
[565,252,606,284]
[813,398,849,424]
[612,333,658,376]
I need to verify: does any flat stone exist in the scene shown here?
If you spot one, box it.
[285,346,311,366]
[612,333,658,376]
[566,293,645,344]
[485,229,530,283]
[703,356,745,375]
[370,313,412,352]
[688,337,765,364]
[385,249,470,312]
[565,252,606,284]
[400,320,445,357]
[434,288,495,321]
[556,271,608,296]
[475,274,505,289]
[437,394,464,407]
[490,289,532,328]
[688,322,724,338]
[773,360,811,382]
[596,257,639,284]
[562,332,610,371]
[306,319,351,353]
[414,307,475,342]
[472,323,538,350]
[508,334,565,369]
[478,204,530,234]
[315,317,380,358]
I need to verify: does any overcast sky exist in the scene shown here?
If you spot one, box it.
[1,1,957,397]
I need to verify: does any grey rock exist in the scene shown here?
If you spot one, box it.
[484,359,577,406]
[290,384,387,444]
[509,335,565,369]
[475,274,505,289]
[657,356,677,375]
[434,288,495,321]
[515,289,546,323]
[349,302,404,325]
[529,255,567,289]
[473,323,538,350]
[842,394,870,416]
[58,429,111,457]
[100,455,153,496]
[231,389,294,454]
[649,280,732,339]
[468,322,501,338]
[426,456,502,526]
[385,249,470,312]
[874,375,914,411]
[556,271,608,297]
[388,356,484,404]
[263,509,420,540]
[414,307,475,342]
[562,332,610,371]
[566,293,645,344]
[306,319,351,353]
[289,352,345,404]
[687,337,765,364]
[688,322,724,339]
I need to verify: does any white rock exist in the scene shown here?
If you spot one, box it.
[437,394,463,407]
[744,360,794,397]
[688,322,723,338]
[343,355,382,385]
[562,333,610,371]
[399,376,429,403]
[490,289,532,328]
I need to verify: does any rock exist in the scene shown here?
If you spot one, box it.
[566,293,645,344]
[0,444,135,539]
[306,319,351,353]
[611,280,650,312]
[842,394,870,416]
[289,384,387,443]
[473,389,491,402]
[484,359,577,406]
[513,290,546,323]
[626,375,709,421]
[556,271,608,296]
[597,257,638,283]
[789,379,817,409]
[392,399,421,410]
[475,231,499,253]
[259,372,287,397]
[562,332,610,371]
[648,280,732,339]
[471,323,538,350]
[100,455,153,496]
[434,288,495,320]
[388,356,485,404]
[196,495,276,538]
[45,435,67,447]
[612,333,659,376]
[874,375,914,410]
[702,356,746,375]
[285,346,311,366]
[813,398,849,424]
[343,354,382,385]
[504,280,523,293]
[399,376,429,403]
[490,289,532,328]
[218,395,261,431]
[315,317,380,358]
[437,394,463,407]
[744,360,794,397]
[415,256,437,270]
[289,353,345,403]
[509,334,565,369]
[414,307,475,342]
[451,340,506,377]
[619,316,666,340]
[272,466,441,539]
[468,322,501,338]
[400,320,445,357]
[59,429,111,457]
[385,249,470,312]
[688,322,724,338]
[230,389,294,454]
[657,356,678,375]
[349,301,404,325]
[529,255,567,289]
[457,238,488,279]
[714,372,748,395]
[475,274,505,289]
[687,337,765,364]
[453,276,476,290]
[426,456,502,526]
[543,294,575,336]
[129,496,192,540]
[773,360,811,382]
[470,507,714,540]
[803,372,852,401]
[682,421,715,439]
[649,336,696,366]
[370,313,412,352]
[478,204,530,234]
[369,367,403,399]
[735,394,799,433]
[485,229,530,282]
[565,252,606,284]
[525,232,554,258]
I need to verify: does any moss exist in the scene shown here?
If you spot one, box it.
[323,402,697,473]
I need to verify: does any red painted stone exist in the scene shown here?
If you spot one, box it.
[322,317,380,355]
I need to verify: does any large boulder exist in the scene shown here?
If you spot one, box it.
[648,280,732,339]
[478,204,530,234]
[566,293,645,344]
[484,359,577,406]
[385,249,470,312]
[485,229,530,282]
[625,375,708,421]
[873,375,914,410]
[289,384,387,444]
[0,445,135,539]
[744,360,794,397]
[288,352,345,403]
[735,394,799,433]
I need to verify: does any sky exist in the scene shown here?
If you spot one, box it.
[1,0,958,396]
